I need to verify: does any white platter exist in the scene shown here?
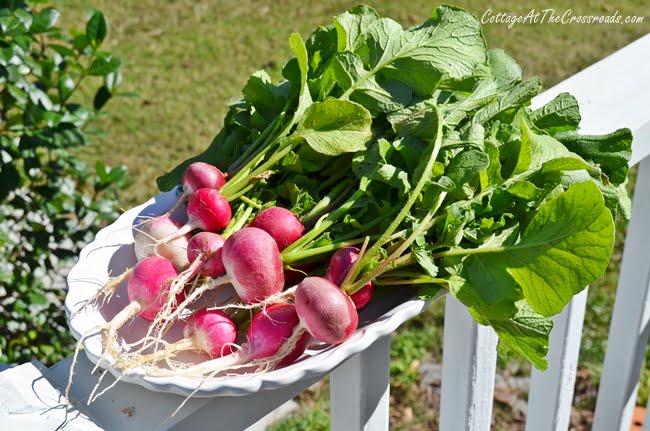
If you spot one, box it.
[65,189,444,397]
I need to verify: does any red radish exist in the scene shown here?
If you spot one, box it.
[126,256,184,322]
[166,162,228,215]
[295,277,358,345]
[141,304,310,376]
[221,227,284,303]
[182,162,227,194]
[123,309,237,366]
[67,257,178,401]
[249,207,305,251]
[184,309,237,357]
[76,256,181,372]
[156,228,285,330]
[186,188,232,232]
[134,215,191,270]
[158,188,232,245]
[327,247,375,309]
[247,304,310,366]
[186,232,226,278]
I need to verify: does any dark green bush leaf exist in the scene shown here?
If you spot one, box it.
[86,11,108,48]
[88,56,121,76]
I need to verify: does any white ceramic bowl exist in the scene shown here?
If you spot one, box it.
[65,190,444,397]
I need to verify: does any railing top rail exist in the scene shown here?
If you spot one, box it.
[531,33,650,166]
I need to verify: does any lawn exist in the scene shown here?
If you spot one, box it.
[54,0,650,428]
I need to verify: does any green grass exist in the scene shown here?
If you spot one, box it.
[52,0,650,428]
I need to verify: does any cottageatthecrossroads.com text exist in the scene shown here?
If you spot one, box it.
[482,9,645,28]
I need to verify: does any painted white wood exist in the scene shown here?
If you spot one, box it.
[531,34,650,137]
[46,354,321,431]
[179,376,321,431]
[0,361,103,430]
[330,336,391,431]
[631,121,650,167]
[526,289,588,431]
[593,156,650,431]
[439,297,498,431]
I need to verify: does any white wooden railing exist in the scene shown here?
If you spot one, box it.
[2,33,650,431]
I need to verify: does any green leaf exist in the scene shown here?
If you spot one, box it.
[293,99,372,156]
[446,149,490,187]
[413,245,439,278]
[334,4,381,52]
[335,5,486,96]
[330,52,411,115]
[58,75,74,101]
[512,119,582,176]
[288,32,313,118]
[392,136,426,172]
[50,44,75,57]
[506,181,540,199]
[487,49,521,88]
[352,139,410,194]
[499,181,612,316]
[86,11,108,48]
[242,70,289,121]
[463,254,520,319]
[104,70,122,93]
[442,80,498,127]
[452,227,522,320]
[490,300,553,370]
[473,78,542,125]
[88,56,121,76]
[555,128,632,185]
[479,138,503,189]
[559,170,632,221]
[530,93,581,133]
[541,157,592,174]
[31,8,60,33]
[388,101,440,139]
[93,86,112,110]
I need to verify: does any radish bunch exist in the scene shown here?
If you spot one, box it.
[71,4,630,404]
[77,156,380,384]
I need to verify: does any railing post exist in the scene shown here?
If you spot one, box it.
[593,156,650,431]
[526,289,587,431]
[439,296,498,431]
[330,335,391,431]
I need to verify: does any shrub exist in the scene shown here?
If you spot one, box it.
[0,1,127,365]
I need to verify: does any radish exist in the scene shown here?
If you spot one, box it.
[182,162,227,194]
[156,227,285,330]
[249,207,305,251]
[183,309,237,357]
[294,277,358,345]
[327,247,375,309]
[123,256,183,322]
[158,188,232,245]
[121,309,237,367]
[67,256,182,399]
[75,215,190,316]
[166,162,227,215]
[143,304,310,376]
[186,232,226,278]
[134,215,191,270]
